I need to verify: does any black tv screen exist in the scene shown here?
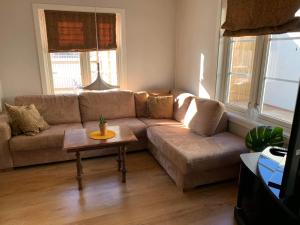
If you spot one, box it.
[280,83,300,201]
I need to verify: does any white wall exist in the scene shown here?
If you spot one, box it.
[0,0,176,102]
[175,0,221,98]
[174,0,250,139]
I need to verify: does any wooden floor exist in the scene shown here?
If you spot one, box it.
[0,151,238,225]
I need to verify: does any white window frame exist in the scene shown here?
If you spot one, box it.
[256,35,300,129]
[32,4,127,94]
[217,32,300,134]
[50,52,83,93]
[216,1,299,134]
[216,1,300,137]
[223,37,257,111]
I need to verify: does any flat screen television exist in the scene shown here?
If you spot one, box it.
[280,83,300,204]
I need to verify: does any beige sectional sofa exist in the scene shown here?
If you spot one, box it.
[0,90,247,190]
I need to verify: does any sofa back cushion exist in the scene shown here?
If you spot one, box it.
[171,89,194,123]
[79,90,136,122]
[184,98,227,136]
[134,91,149,118]
[15,95,81,125]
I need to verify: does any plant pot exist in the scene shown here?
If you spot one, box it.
[99,123,108,136]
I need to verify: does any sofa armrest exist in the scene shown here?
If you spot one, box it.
[0,113,13,170]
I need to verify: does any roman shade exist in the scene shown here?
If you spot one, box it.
[96,13,117,50]
[222,0,300,36]
[44,10,117,52]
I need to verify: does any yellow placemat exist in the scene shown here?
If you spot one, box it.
[89,130,116,140]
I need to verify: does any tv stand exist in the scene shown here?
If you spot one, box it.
[235,151,300,225]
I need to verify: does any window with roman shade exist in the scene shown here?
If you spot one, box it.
[218,0,300,131]
[40,9,119,94]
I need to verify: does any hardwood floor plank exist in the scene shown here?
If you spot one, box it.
[0,151,238,225]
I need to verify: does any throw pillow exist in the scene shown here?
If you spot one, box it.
[184,98,225,136]
[147,95,173,119]
[4,104,23,136]
[171,89,194,123]
[5,103,50,136]
[134,91,149,117]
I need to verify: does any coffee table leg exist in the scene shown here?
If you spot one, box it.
[76,152,83,190]
[121,145,127,183]
[117,147,121,171]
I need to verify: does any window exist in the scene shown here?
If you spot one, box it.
[261,33,300,123]
[49,50,117,94]
[226,37,256,109]
[90,50,118,86]
[33,5,126,94]
[50,52,82,94]
[221,32,300,127]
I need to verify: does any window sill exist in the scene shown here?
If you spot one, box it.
[226,108,291,139]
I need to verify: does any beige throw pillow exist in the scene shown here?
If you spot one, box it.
[148,95,173,119]
[134,91,149,117]
[184,98,225,136]
[5,103,50,136]
[171,89,194,123]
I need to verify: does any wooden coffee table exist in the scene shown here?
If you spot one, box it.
[63,125,138,190]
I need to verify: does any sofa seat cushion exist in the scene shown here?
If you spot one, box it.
[147,125,247,174]
[10,123,83,152]
[139,118,182,127]
[83,118,147,138]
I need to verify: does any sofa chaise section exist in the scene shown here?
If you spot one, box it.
[147,97,247,190]
[147,125,247,190]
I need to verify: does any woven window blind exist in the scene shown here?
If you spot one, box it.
[44,10,117,52]
[222,0,300,37]
[96,13,117,50]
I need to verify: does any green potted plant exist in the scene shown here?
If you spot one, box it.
[99,115,107,136]
[245,126,284,152]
